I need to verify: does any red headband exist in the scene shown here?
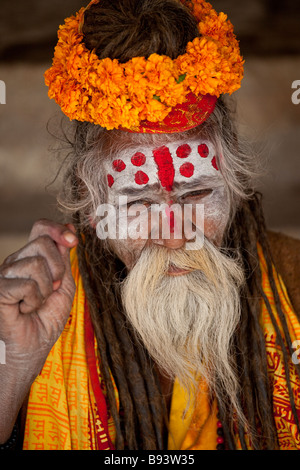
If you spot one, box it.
[121,93,217,134]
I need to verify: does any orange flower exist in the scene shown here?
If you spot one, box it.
[95,58,125,96]
[45,0,244,130]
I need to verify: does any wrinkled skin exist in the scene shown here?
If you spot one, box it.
[0,220,78,443]
[103,138,230,270]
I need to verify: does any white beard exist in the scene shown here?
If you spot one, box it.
[121,239,246,422]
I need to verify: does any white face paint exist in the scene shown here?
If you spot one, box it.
[105,140,220,203]
[102,138,231,270]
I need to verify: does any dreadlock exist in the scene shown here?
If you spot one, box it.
[71,192,300,450]
[75,222,169,449]
[73,211,168,449]
[221,193,300,449]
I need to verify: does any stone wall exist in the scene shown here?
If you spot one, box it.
[0,0,299,262]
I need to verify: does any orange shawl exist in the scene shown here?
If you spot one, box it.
[23,245,300,450]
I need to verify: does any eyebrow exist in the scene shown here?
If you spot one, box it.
[118,183,161,197]
[172,176,222,192]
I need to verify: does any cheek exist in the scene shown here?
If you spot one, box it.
[108,237,148,270]
[194,192,231,244]
[189,209,224,243]
[203,218,226,245]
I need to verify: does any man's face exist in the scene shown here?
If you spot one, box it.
[103,137,231,270]
[102,136,243,415]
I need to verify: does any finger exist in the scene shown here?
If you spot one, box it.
[65,223,76,234]
[0,256,53,300]
[0,277,44,316]
[54,243,75,292]
[29,219,78,248]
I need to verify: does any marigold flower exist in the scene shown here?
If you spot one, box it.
[44,0,244,130]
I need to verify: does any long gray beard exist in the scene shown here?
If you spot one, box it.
[121,239,246,424]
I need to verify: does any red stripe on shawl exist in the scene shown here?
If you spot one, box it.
[84,299,115,450]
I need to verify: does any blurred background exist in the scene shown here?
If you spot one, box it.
[0,0,299,262]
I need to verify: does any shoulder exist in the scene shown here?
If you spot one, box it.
[267,231,300,317]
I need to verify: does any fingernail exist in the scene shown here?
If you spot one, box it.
[63,232,77,244]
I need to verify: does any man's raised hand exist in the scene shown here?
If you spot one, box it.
[0,220,78,443]
[0,219,78,371]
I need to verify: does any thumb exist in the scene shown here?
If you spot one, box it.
[52,241,76,292]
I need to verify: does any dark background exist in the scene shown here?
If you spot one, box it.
[0,0,299,261]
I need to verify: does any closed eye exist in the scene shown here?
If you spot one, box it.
[181,189,213,200]
[127,199,152,208]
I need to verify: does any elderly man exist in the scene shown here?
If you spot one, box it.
[0,0,300,451]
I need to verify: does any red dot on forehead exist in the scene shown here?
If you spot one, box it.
[180,162,194,178]
[131,152,146,167]
[135,171,149,185]
[198,143,209,158]
[112,159,126,172]
[176,144,192,159]
[211,156,219,171]
[107,174,114,188]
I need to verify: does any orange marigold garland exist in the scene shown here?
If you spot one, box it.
[45,0,244,131]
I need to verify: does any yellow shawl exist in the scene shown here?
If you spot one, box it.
[23,245,300,450]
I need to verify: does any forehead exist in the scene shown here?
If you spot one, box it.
[104,139,221,194]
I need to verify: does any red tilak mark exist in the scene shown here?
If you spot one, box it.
[131,152,146,167]
[153,146,175,192]
[107,174,114,188]
[169,212,175,233]
[198,143,209,158]
[176,144,192,159]
[165,205,175,234]
[180,162,194,178]
[112,159,126,172]
[135,171,149,185]
[211,156,219,171]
